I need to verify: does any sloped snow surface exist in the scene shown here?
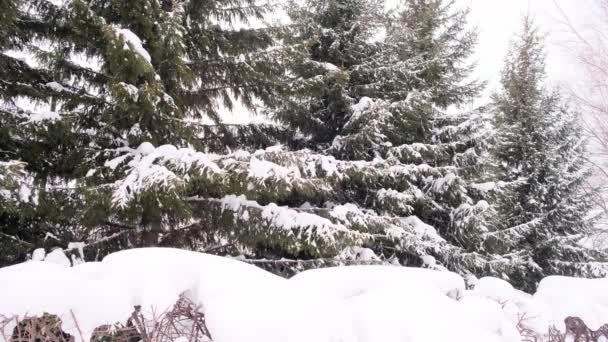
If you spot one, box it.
[0,248,606,342]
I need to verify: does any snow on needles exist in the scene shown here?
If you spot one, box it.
[1,248,607,342]
[110,143,222,208]
[248,157,299,180]
[27,111,61,123]
[216,194,351,242]
[111,26,152,64]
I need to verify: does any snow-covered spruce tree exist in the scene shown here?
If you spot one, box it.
[0,0,78,265]
[0,0,23,262]
[271,0,385,148]
[216,0,511,277]
[0,0,284,259]
[486,17,608,292]
[332,0,497,272]
[63,0,499,272]
[0,160,35,266]
[328,0,483,159]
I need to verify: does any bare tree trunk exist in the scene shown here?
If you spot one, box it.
[140,207,162,247]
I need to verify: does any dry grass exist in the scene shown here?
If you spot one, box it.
[0,295,212,342]
[517,313,608,342]
[2,299,608,342]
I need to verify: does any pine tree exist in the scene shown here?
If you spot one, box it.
[384,0,481,107]
[8,0,604,293]
[0,0,66,266]
[222,0,507,277]
[0,161,33,265]
[62,0,500,276]
[271,0,385,147]
[486,17,608,292]
[324,0,495,267]
[1,0,284,260]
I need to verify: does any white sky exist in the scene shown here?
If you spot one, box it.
[464,0,592,99]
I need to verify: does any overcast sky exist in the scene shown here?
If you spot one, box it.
[464,0,591,98]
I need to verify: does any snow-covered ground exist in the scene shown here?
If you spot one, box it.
[0,248,607,342]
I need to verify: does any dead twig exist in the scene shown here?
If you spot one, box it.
[68,310,84,342]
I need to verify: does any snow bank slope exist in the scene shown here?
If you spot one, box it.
[0,248,607,342]
[533,276,608,330]
[291,266,518,342]
[290,265,465,299]
[466,276,608,335]
[1,248,300,342]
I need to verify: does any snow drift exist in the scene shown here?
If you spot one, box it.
[0,248,606,342]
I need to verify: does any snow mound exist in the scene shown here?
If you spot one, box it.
[290,266,515,342]
[467,275,608,335]
[1,248,607,342]
[532,276,608,330]
[290,265,465,299]
[0,248,291,342]
[472,277,522,303]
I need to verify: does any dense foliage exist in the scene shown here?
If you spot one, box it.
[484,18,608,291]
[0,0,606,291]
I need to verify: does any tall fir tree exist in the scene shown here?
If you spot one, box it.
[271,0,384,148]
[45,0,499,276]
[0,0,75,265]
[0,0,284,262]
[235,0,507,277]
[5,0,603,294]
[486,17,608,292]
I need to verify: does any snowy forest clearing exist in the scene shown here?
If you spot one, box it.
[0,248,607,342]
